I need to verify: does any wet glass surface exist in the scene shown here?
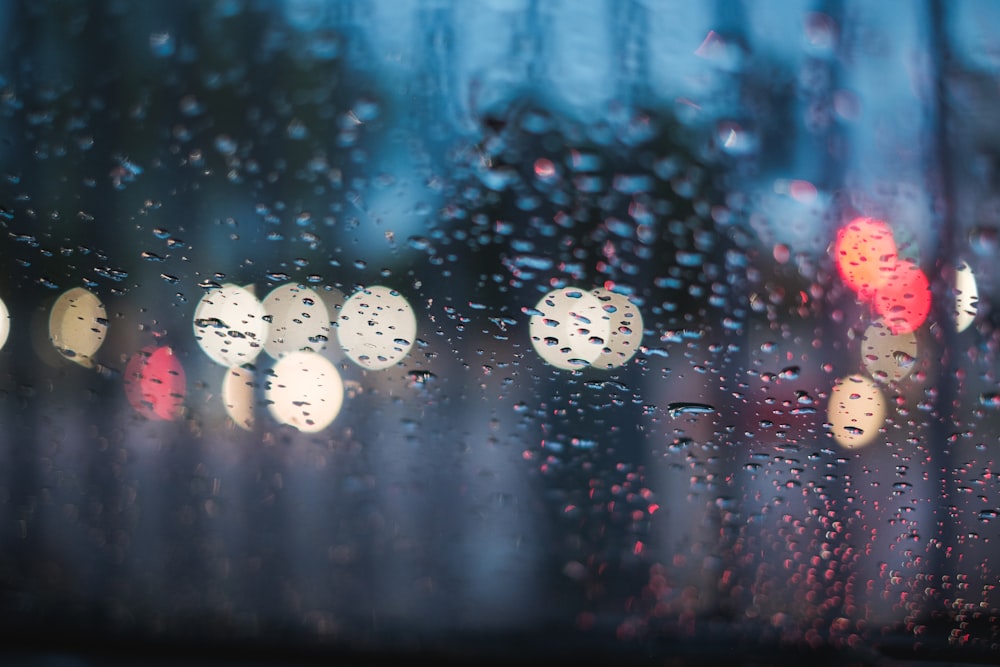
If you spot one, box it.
[1,1,1000,665]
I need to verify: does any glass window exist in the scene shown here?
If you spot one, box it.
[1,0,998,664]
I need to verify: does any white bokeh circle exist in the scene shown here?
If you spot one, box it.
[590,287,644,369]
[266,350,344,432]
[336,285,417,371]
[262,282,331,359]
[193,284,268,367]
[954,261,979,333]
[528,287,610,370]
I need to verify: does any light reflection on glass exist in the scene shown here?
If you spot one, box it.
[827,373,886,449]
[336,285,416,371]
[48,287,108,367]
[192,283,268,367]
[265,350,344,433]
[262,282,331,359]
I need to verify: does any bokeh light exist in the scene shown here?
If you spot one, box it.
[827,373,887,449]
[193,284,269,367]
[590,287,644,370]
[123,345,186,421]
[222,365,255,431]
[266,350,344,433]
[871,258,931,335]
[262,282,331,359]
[954,260,979,333]
[49,287,108,367]
[0,297,9,352]
[336,285,417,371]
[834,217,897,300]
[861,319,917,384]
[528,287,610,371]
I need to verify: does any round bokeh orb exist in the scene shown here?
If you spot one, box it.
[49,287,108,367]
[833,216,897,300]
[828,373,887,449]
[590,287,644,369]
[193,284,269,367]
[336,285,417,371]
[262,282,331,359]
[528,287,610,370]
[871,258,931,335]
[266,350,344,433]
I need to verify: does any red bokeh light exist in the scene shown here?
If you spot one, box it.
[124,345,186,421]
[834,217,897,300]
[872,258,931,335]
[834,216,932,333]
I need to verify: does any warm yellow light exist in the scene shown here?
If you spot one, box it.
[49,287,107,367]
[828,373,886,449]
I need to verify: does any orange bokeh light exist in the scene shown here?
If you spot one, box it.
[834,217,897,300]
[124,345,186,421]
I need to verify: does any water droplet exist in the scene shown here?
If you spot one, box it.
[892,350,916,368]
[406,370,436,387]
[667,437,693,453]
[149,31,175,58]
[779,365,800,380]
[667,402,716,418]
